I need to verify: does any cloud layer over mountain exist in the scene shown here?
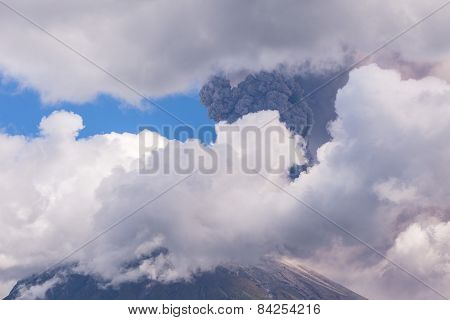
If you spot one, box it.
[0,0,449,104]
[1,65,450,299]
[0,107,306,296]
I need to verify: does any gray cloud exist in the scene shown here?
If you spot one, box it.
[0,0,449,104]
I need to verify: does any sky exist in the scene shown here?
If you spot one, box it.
[0,0,450,300]
[0,79,215,142]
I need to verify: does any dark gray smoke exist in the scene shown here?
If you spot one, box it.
[200,71,314,137]
[199,69,349,174]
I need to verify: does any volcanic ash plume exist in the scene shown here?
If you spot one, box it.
[199,69,349,169]
[200,71,313,137]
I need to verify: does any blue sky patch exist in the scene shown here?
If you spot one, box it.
[0,81,215,143]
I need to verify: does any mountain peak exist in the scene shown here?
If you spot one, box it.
[5,258,364,300]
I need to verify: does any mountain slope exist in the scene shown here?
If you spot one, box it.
[5,259,364,300]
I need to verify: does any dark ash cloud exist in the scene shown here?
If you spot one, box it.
[200,71,313,136]
[199,69,349,166]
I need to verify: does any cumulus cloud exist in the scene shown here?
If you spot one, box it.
[1,65,450,299]
[288,65,450,299]
[0,108,305,297]
[0,0,449,104]
[0,111,140,296]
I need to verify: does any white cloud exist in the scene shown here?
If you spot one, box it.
[389,221,450,277]
[0,108,305,297]
[0,0,449,104]
[0,110,140,297]
[16,276,61,300]
[289,65,450,299]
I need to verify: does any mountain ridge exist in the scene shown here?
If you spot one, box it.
[5,258,364,300]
